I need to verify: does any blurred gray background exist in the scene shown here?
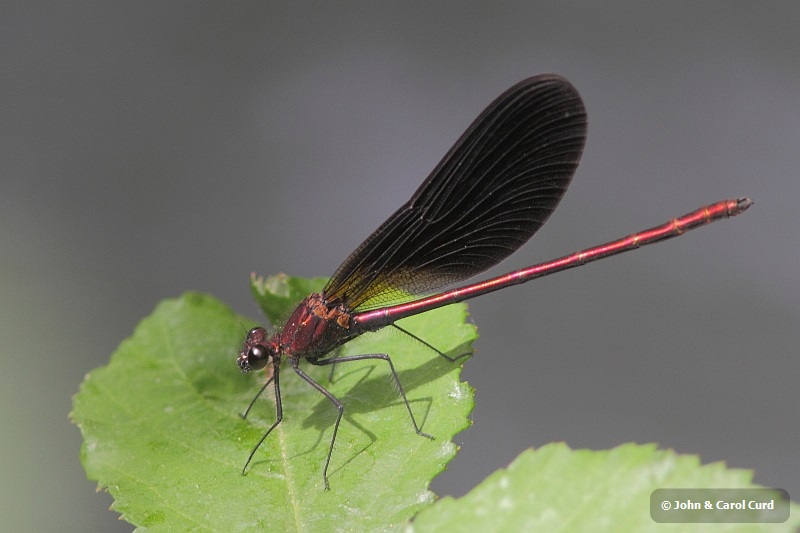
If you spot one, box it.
[2,3,798,531]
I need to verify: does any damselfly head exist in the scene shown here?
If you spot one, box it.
[237,326,273,372]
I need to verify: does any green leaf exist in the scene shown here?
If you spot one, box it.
[71,277,475,531]
[74,275,798,531]
[411,442,800,533]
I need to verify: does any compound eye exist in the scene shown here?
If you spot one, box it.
[245,345,269,371]
[247,327,267,343]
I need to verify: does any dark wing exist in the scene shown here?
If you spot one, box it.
[323,75,587,311]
